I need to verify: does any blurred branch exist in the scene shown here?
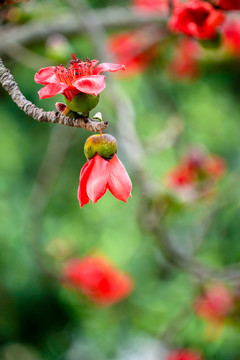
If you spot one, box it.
[0,57,108,132]
[156,228,240,282]
[2,41,55,69]
[144,115,184,153]
[0,6,163,55]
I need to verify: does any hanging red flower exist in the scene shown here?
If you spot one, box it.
[169,0,225,40]
[63,255,134,305]
[78,134,132,207]
[35,54,126,101]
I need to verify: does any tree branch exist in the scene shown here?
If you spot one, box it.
[0,57,108,132]
[0,6,163,55]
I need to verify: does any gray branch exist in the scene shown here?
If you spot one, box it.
[0,7,163,55]
[0,57,108,132]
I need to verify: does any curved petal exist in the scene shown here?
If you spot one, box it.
[91,59,99,67]
[93,63,126,75]
[86,154,109,204]
[78,159,94,208]
[34,67,57,85]
[72,75,106,96]
[107,154,132,203]
[63,88,80,101]
[38,82,70,99]
[205,11,225,36]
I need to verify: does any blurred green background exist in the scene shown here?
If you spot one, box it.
[1,0,240,359]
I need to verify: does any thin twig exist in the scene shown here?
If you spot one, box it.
[0,57,108,132]
[157,228,240,282]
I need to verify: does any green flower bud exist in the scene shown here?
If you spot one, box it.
[65,93,99,116]
[84,134,117,160]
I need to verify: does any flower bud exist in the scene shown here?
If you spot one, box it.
[65,93,99,116]
[84,134,117,160]
[55,102,79,118]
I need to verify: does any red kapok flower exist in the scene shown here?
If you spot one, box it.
[78,134,132,207]
[204,154,226,178]
[167,349,203,360]
[169,0,225,40]
[222,17,240,56]
[167,148,225,189]
[165,148,226,202]
[184,148,226,179]
[168,38,202,79]
[167,164,196,188]
[63,255,134,305]
[215,0,240,10]
[132,0,169,15]
[108,29,159,76]
[194,283,234,323]
[35,54,126,101]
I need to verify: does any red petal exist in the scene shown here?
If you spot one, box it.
[205,10,225,36]
[34,67,57,85]
[72,75,106,96]
[93,63,126,75]
[63,88,80,101]
[91,59,99,67]
[107,154,132,203]
[86,154,109,204]
[38,82,70,99]
[78,159,94,208]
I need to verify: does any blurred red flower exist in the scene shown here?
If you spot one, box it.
[222,17,240,56]
[215,0,240,10]
[169,0,225,40]
[194,283,234,323]
[168,38,202,79]
[204,154,226,178]
[108,29,159,75]
[132,0,169,15]
[167,164,196,188]
[167,349,202,360]
[35,53,125,101]
[166,148,225,201]
[63,255,134,305]
[78,153,132,207]
[167,148,225,189]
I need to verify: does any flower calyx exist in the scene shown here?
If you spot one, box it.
[84,134,117,160]
[65,93,99,117]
